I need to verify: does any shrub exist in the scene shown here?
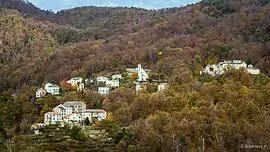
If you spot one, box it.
[69,126,87,141]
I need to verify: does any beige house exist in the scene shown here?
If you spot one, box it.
[52,104,73,118]
[44,112,63,125]
[67,77,83,86]
[158,83,169,92]
[36,88,46,98]
[63,101,86,113]
[98,87,110,97]
[63,113,82,124]
[45,83,60,95]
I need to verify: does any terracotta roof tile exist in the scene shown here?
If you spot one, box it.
[64,113,73,119]
[47,112,61,115]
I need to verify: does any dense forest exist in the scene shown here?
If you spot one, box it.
[0,0,270,151]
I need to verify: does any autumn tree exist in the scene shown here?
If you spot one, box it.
[130,72,139,81]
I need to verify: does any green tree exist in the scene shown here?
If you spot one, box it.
[246,56,253,65]
[212,45,232,61]
[69,126,87,141]
[93,100,101,109]
[0,81,9,93]
[84,117,90,126]
[70,125,81,140]
[0,119,8,139]
[37,104,52,123]
[19,120,30,134]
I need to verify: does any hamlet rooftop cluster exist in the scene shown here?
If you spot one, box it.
[44,101,107,126]
[32,61,261,129]
[35,63,169,99]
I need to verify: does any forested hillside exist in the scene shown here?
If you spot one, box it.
[1,0,270,88]
[0,0,270,151]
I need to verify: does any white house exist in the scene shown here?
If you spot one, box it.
[98,87,110,97]
[112,74,122,80]
[44,83,60,95]
[200,60,260,76]
[31,123,46,130]
[135,82,148,96]
[158,83,169,92]
[81,109,107,124]
[221,60,247,70]
[63,101,86,113]
[81,112,92,123]
[52,104,73,118]
[135,83,141,96]
[63,113,82,124]
[77,83,85,92]
[44,112,63,125]
[85,109,107,122]
[246,65,260,75]
[97,76,108,83]
[36,88,46,98]
[200,64,221,77]
[105,80,120,88]
[126,64,150,82]
[67,77,83,86]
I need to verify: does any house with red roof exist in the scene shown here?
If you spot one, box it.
[44,112,63,125]
[63,113,82,124]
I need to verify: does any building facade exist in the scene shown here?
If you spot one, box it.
[36,88,46,98]
[81,112,92,123]
[85,109,107,122]
[97,76,108,83]
[158,83,169,92]
[63,101,86,113]
[45,83,60,95]
[63,113,82,124]
[98,87,110,97]
[77,83,85,92]
[67,77,83,86]
[105,80,120,88]
[44,112,62,125]
[52,104,73,118]
[127,64,150,82]
[247,65,260,75]
[112,74,122,80]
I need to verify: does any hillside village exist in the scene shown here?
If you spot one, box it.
[1,0,270,151]
[31,63,170,132]
[35,63,161,98]
[31,60,261,133]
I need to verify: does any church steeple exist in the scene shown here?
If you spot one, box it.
[138,63,142,69]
